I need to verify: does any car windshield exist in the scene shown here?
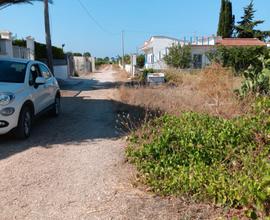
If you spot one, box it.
[0,60,27,83]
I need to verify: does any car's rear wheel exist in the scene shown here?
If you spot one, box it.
[51,95,61,117]
[15,106,32,139]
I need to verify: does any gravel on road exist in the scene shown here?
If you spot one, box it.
[0,66,220,220]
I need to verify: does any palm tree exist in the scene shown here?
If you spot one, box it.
[0,0,54,74]
[0,0,42,9]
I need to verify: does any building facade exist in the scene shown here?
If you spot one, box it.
[141,36,266,70]
[141,36,183,69]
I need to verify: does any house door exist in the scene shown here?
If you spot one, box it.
[193,54,203,69]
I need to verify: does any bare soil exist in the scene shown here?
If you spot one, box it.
[0,65,222,220]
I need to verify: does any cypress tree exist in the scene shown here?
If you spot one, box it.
[217,0,234,38]
[217,0,225,37]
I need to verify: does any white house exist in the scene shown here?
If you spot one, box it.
[141,35,267,70]
[141,36,184,69]
[141,35,217,69]
[189,36,216,68]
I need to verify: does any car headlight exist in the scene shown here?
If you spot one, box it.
[0,93,15,106]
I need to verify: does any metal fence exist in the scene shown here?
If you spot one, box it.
[12,46,30,59]
[0,40,6,55]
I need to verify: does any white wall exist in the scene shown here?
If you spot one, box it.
[191,46,212,68]
[26,36,35,60]
[54,65,68,80]
[73,56,93,73]
[125,64,131,73]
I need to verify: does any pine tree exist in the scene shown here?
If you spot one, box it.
[217,0,234,38]
[235,0,264,39]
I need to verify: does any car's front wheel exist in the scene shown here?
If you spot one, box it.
[16,106,32,139]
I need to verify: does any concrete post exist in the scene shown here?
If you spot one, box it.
[131,54,137,77]
[26,36,35,60]
[2,39,13,57]
[91,57,95,72]
[0,31,13,57]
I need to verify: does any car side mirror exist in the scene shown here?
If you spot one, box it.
[35,77,46,85]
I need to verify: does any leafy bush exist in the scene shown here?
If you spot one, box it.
[207,46,268,74]
[139,68,155,83]
[73,53,83,57]
[123,55,131,65]
[13,39,26,47]
[164,44,192,69]
[35,41,65,60]
[236,52,270,96]
[127,97,270,218]
[136,54,145,69]
[95,57,110,68]
[13,39,65,60]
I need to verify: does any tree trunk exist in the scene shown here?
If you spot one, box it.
[44,0,54,74]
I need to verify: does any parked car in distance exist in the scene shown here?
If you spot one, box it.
[0,58,61,139]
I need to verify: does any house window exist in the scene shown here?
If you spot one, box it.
[193,54,203,69]
[159,51,162,60]
[151,54,154,64]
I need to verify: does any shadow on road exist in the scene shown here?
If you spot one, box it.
[59,77,142,92]
[0,78,147,161]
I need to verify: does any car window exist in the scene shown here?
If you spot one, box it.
[0,60,27,83]
[29,64,41,86]
[39,64,52,79]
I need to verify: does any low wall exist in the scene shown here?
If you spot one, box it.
[54,65,68,80]
[125,64,131,73]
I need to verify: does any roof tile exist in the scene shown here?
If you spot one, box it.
[216,38,266,46]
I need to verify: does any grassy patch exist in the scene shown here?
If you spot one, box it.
[127,97,270,218]
[120,65,247,118]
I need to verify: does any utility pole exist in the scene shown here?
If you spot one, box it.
[44,0,54,74]
[121,30,125,68]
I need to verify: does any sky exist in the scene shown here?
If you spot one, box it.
[0,0,269,58]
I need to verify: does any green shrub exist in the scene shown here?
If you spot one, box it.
[236,52,270,97]
[127,97,270,217]
[164,44,192,69]
[139,68,155,83]
[164,69,184,86]
[206,46,268,74]
[136,54,145,69]
[13,39,26,47]
[13,39,65,60]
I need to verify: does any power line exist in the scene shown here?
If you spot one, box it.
[76,0,120,36]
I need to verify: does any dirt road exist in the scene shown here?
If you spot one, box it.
[0,66,216,220]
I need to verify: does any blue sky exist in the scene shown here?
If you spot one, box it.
[0,0,269,57]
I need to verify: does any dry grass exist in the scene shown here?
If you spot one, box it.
[112,64,130,82]
[119,64,252,119]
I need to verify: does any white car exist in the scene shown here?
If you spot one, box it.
[0,58,61,139]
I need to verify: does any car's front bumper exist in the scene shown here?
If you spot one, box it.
[0,106,20,135]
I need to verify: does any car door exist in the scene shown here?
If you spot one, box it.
[28,64,48,114]
[38,64,55,106]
